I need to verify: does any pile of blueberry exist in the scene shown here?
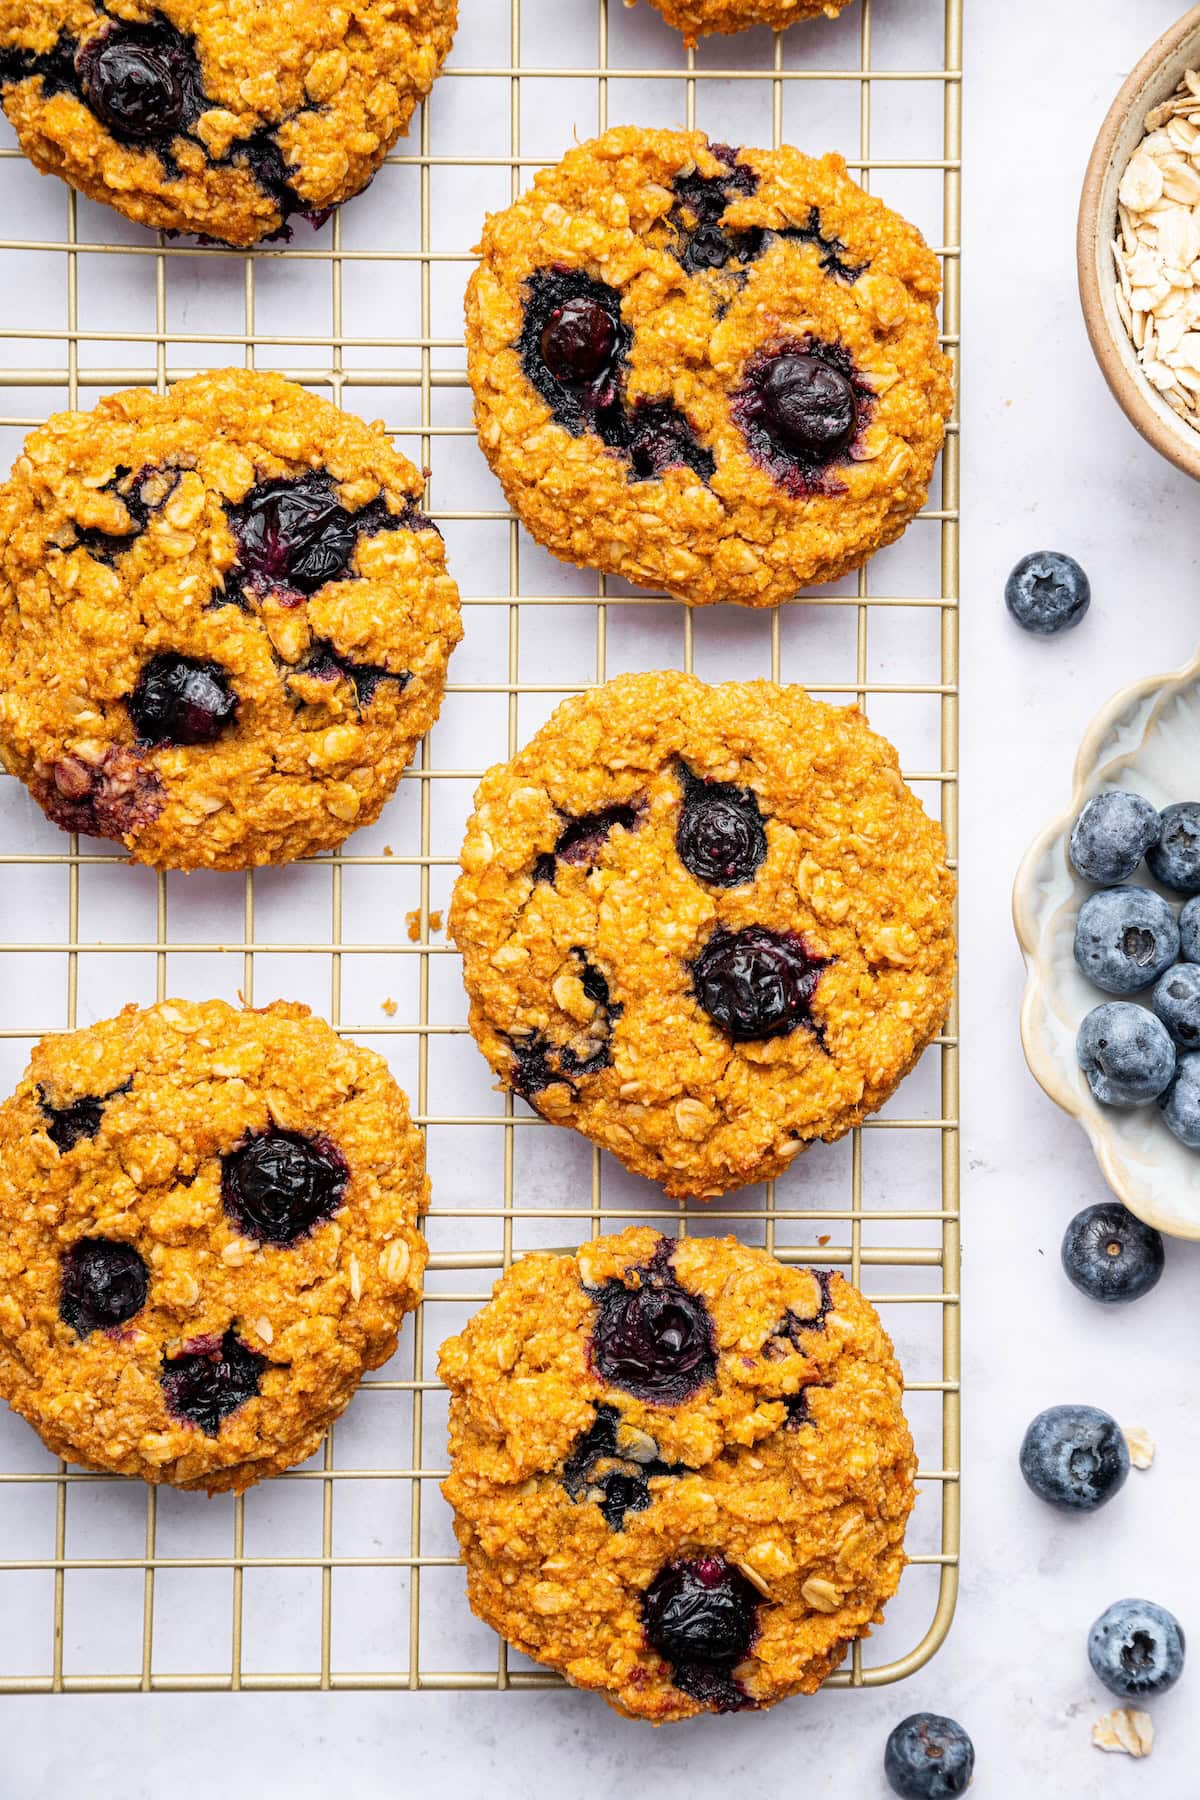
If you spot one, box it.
[1070,788,1200,1144]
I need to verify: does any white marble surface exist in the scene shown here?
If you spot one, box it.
[8,0,1200,1790]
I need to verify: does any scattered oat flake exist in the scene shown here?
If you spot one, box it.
[380,997,398,1018]
[1093,1708,1154,1758]
[1123,1424,1155,1470]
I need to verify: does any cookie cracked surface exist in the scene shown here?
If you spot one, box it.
[466,128,952,608]
[0,998,428,1493]
[0,368,462,869]
[439,1228,915,1722]
[0,0,457,244]
[450,672,955,1198]
[632,0,853,45]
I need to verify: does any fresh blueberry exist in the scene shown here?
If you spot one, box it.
[221,1130,348,1246]
[1179,896,1200,963]
[884,1713,975,1799]
[1088,1599,1185,1700]
[675,767,767,887]
[641,1554,759,1710]
[1147,801,1200,893]
[732,343,860,494]
[1069,791,1160,884]
[1153,962,1200,1047]
[1019,1403,1129,1511]
[691,925,829,1041]
[590,1241,716,1403]
[39,1089,105,1152]
[1159,1050,1200,1147]
[1073,888,1180,994]
[128,654,237,747]
[59,1237,149,1337]
[1005,551,1090,635]
[1061,1202,1165,1304]
[1076,1002,1175,1106]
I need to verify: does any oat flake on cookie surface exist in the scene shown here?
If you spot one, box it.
[629,0,853,48]
[450,671,955,1199]
[0,0,457,245]
[466,127,952,609]
[0,999,428,1494]
[0,368,461,870]
[440,1228,916,1722]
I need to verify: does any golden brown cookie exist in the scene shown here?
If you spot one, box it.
[634,0,852,46]
[450,672,955,1199]
[0,999,428,1494]
[0,0,457,245]
[466,127,952,608]
[0,368,461,870]
[440,1228,915,1722]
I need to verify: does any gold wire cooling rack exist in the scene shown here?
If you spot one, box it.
[0,0,960,1694]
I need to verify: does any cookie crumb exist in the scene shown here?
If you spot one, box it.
[383,845,394,857]
[816,1234,830,1247]
[1123,1424,1155,1470]
[1093,1708,1154,1758]
[381,997,398,1017]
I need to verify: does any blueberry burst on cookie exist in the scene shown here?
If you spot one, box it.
[467,128,953,607]
[440,1229,915,1722]
[0,1,457,244]
[450,671,955,1198]
[0,999,428,1493]
[0,369,461,870]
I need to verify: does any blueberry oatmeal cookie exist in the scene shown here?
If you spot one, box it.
[466,128,951,608]
[630,0,852,47]
[449,672,954,1198]
[0,368,461,869]
[0,0,456,245]
[0,998,427,1493]
[440,1228,915,1721]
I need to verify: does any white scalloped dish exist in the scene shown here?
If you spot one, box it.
[1013,646,1200,1239]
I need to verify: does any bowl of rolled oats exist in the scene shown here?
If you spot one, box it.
[1079,5,1200,479]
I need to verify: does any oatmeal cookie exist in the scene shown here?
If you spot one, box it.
[440,1228,915,1722]
[633,0,852,46]
[0,0,456,245]
[450,672,954,1198]
[0,368,462,870]
[0,998,428,1493]
[466,127,952,608]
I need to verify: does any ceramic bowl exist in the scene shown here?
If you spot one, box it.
[1078,4,1200,480]
[1013,646,1200,1239]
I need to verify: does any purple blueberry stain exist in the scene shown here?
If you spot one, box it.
[161,1328,267,1434]
[223,472,425,607]
[517,268,713,484]
[221,1130,348,1246]
[301,639,412,710]
[588,1237,716,1403]
[642,1553,760,1711]
[59,1237,149,1337]
[676,764,767,887]
[560,1404,685,1531]
[691,925,830,1043]
[38,1078,130,1152]
[534,803,643,883]
[127,654,237,747]
[505,950,623,1095]
[669,144,762,275]
[71,464,179,564]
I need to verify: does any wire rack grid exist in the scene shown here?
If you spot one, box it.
[0,0,960,1696]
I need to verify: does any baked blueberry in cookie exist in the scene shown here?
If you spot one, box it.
[467,128,951,607]
[451,672,954,1198]
[0,998,428,1492]
[0,1,457,245]
[0,368,461,870]
[440,1229,915,1721]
